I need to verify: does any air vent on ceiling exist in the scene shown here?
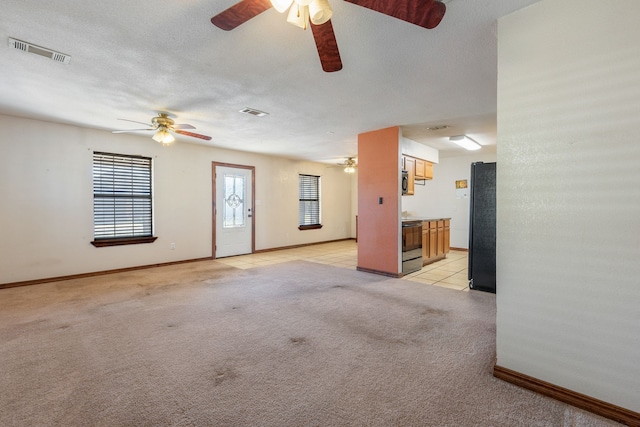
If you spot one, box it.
[8,38,71,64]
[239,107,268,117]
[426,125,450,131]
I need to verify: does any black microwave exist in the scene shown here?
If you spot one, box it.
[401,170,409,194]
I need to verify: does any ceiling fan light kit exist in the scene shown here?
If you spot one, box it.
[287,3,310,29]
[308,0,333,25]
[341,157,357,173]
[280,0,332,28]
[152,128,175,145]
[271,0,293,13]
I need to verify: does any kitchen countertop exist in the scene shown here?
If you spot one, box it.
[402,217,451,223]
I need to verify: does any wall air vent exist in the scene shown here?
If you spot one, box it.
[239,107,268,117]
[8,38,71,64]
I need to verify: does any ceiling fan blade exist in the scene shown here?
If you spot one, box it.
[118,118,152,127]
[172,124,196,130]
[174,129,212,141]
[345,0,446,30]
[112,129,154,133]
[310,20,343,73]
[211,0,273,31]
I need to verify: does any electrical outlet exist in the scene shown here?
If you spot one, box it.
[170,243,176,250]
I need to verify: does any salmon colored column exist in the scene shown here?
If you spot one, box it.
[357,126,401,276]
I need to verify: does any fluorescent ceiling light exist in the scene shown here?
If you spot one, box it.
[449,135,481,151]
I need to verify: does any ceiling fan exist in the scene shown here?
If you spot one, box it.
[210,0,446,73]
[338,157,357,173]
[112,112,212,145]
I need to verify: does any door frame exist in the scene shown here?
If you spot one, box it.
[212,162,256,258]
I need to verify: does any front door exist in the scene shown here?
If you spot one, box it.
[214,164,254,258]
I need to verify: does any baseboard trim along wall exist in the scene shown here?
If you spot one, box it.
[493,365,640,426]
[254,238,355,254]
[1,238,358,290]
[356,266,401,278]
[0,257,215,290]
[450,247,469,252]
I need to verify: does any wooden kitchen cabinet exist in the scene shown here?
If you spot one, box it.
[402,155,433,196]
[437,220,444,255]
[423,161,433,179]
[422,226,429,260]
[429,222,437,258]
[444,219,450,253]
[405,156,415,195]
[415,159,425,179]
[422,218,451,266]
[415,159,434,180]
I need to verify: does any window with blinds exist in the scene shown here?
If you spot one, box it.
[92,152,156,246]
[298,174,322,230]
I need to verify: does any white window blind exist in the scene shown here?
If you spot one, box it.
[93,152,153,241]
[299,174,321,228]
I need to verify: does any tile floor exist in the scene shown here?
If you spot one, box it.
[215,240,470,292]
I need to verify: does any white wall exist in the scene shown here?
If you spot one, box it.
[401,150,496,249]
[497,0,640,411]
[401,137,439,163]
[0,114,353,284]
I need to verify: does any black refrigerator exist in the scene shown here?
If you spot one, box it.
[468,162,496,293]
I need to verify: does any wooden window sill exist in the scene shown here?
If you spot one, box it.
[91,236,158,247]
[298,225,323,231]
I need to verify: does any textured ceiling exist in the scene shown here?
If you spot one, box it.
[0,0,539,162]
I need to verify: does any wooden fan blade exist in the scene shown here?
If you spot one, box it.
[345,0,446,30]
[310,20,342,73]
[211,0,273,31]
[174,129,212,141]
[118,118,152,126]
[172,124,196,130]
[112,129,154,133]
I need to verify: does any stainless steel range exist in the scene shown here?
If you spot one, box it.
[402,220,423,275]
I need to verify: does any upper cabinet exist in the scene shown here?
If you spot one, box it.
[415,158,433,180]
[405,156,416,195]
[402,155,433,195]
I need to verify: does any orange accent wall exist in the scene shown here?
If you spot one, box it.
[357,126,401,275]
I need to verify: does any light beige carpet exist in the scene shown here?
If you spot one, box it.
[0,260,621,426]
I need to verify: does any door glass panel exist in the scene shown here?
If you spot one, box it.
[223,173,245,228]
